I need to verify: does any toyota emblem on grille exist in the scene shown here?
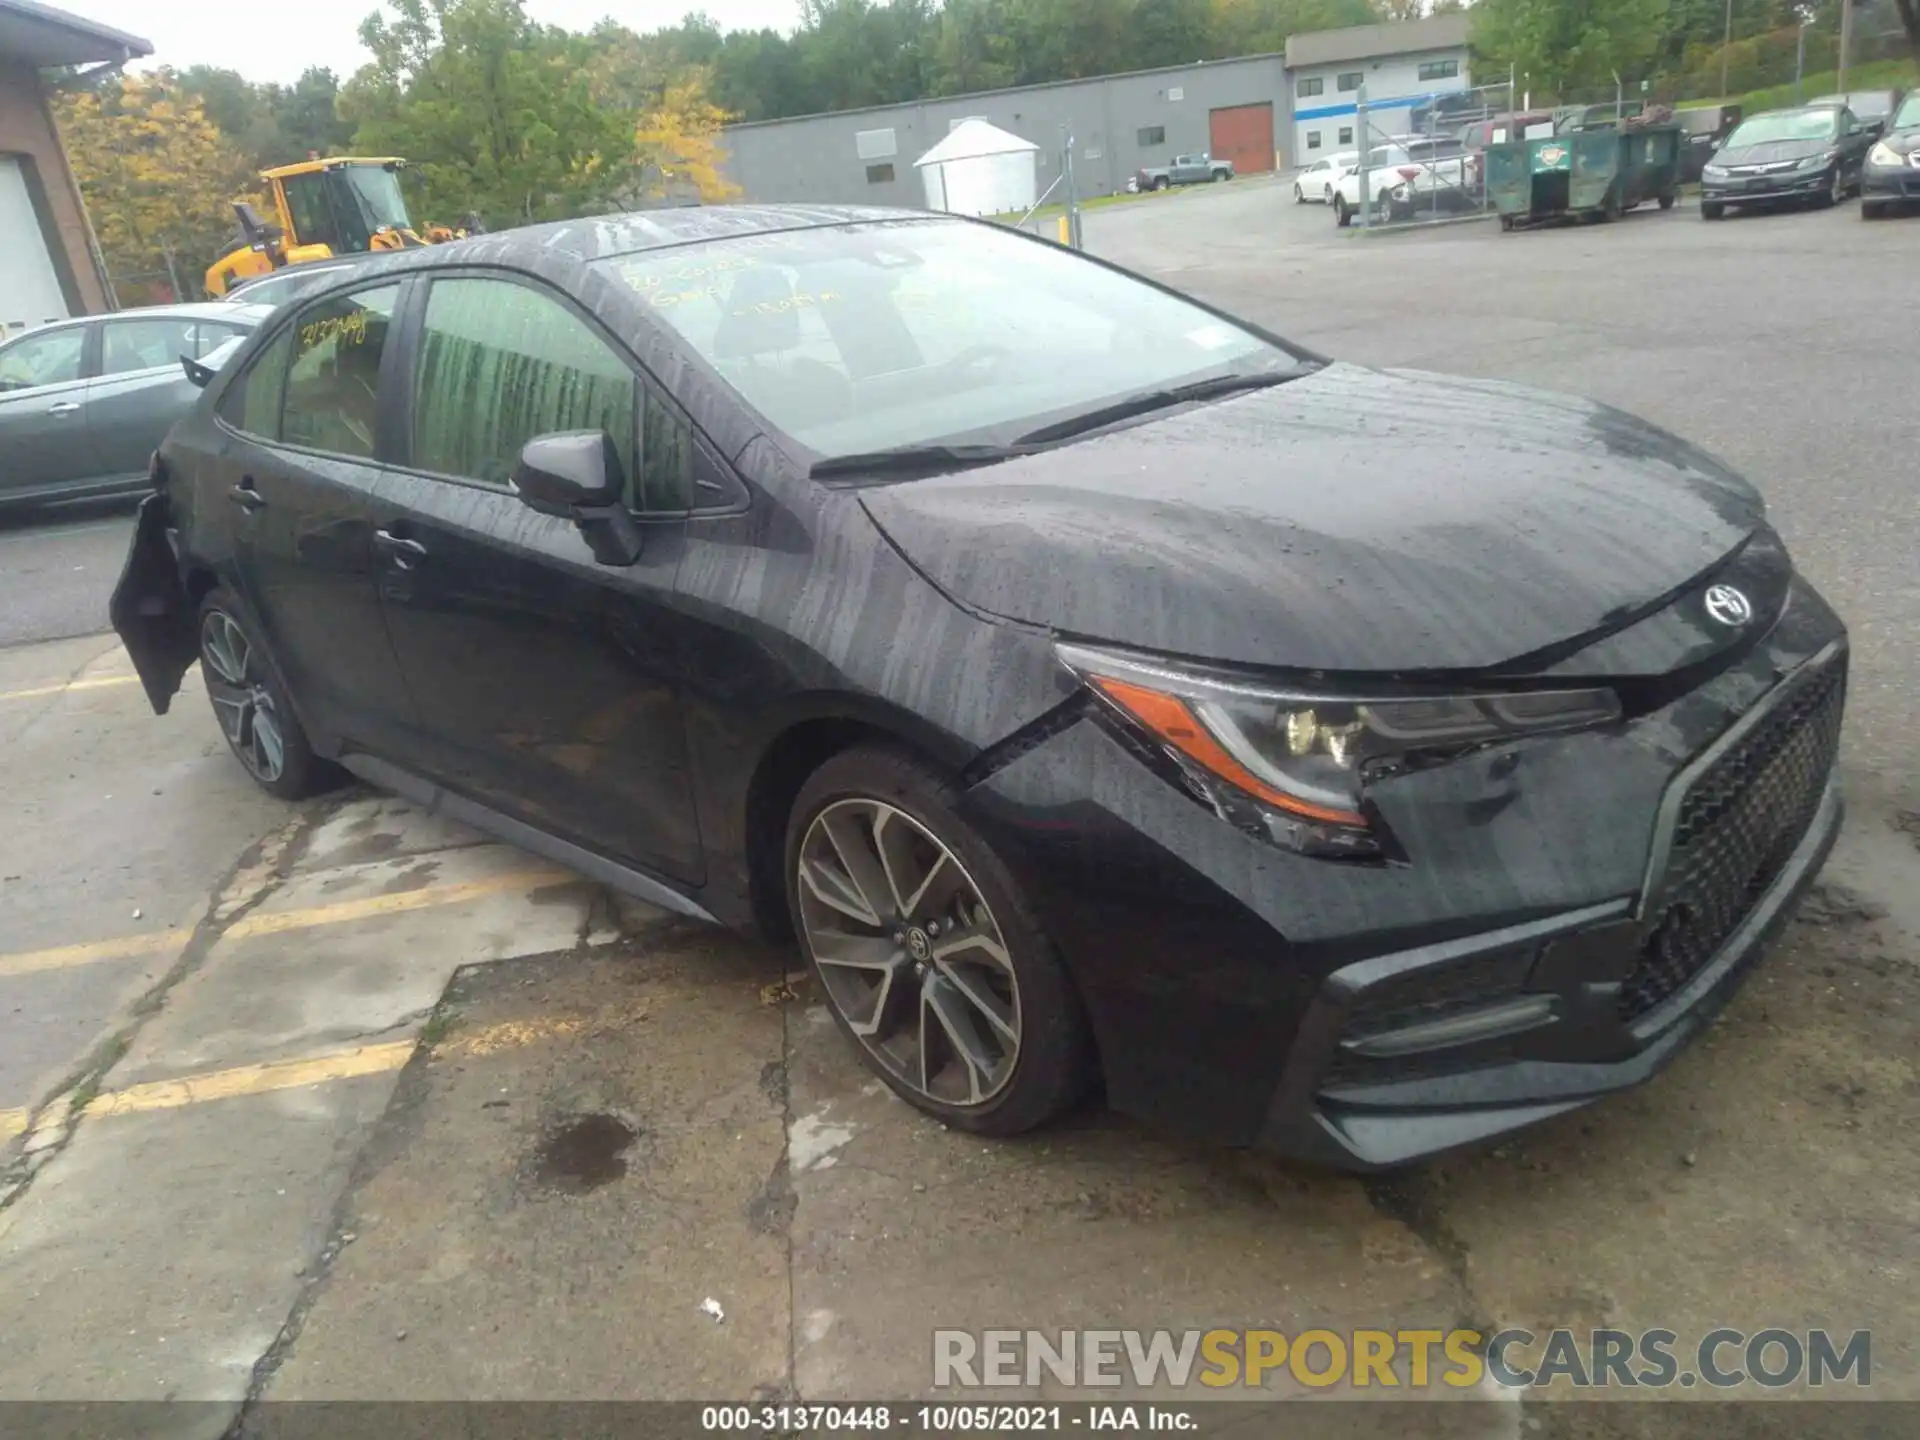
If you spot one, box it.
[1705,584,1753,627]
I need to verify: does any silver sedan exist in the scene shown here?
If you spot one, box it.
[0,301,272,513]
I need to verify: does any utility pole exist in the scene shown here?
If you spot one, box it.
[1838,0,1855,94]
[1720,0,1734,99]
[1795,20,1808,102]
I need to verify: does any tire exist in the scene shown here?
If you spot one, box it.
[1701,201,1724,220]
[1657,191,1676,211]
[1862,200,1887,220]
[1816,166,1843,208]
[1211,170,1229,183]
[786,745,1093,1137]
[196,588,330,800]
[1334,195,1351,227]
[1153,176,1169,191]
[1499,215,1515,231]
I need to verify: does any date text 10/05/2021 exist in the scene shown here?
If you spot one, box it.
[702,1405,1197,1432]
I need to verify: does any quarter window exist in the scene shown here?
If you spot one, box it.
[217,326,293,438]
[281,284,400,458]
[100,318,199,376]
[0,326,84,391]
[410,278,643,497]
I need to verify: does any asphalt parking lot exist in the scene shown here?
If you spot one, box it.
[1,176,1917,1432]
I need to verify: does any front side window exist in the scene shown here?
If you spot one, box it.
[411,278,637,492]
[279,172,341,252]
[601,218,1299,461]
[100,317,199,377]
[281,285,400,458]
[0,326,84,392]
[218,326,294,438]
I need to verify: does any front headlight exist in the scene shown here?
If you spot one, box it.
[1798,149,1838,170]
[1702,164,1728,179]
[1059,645,1622,859]
[1869,141,1902,166]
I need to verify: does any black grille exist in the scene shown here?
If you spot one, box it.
[1322,949,1534,1090]
[1620,657,1845,1022]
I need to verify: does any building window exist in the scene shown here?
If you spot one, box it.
[1338,126,1353,145]
[855,128,897,161]
[1337,71,1362,92]
[1419,59,1460,81]
[1305,131,1322,150]
[1297,77,1323,98]
[1137,125,1166,147]
[865,163,896,184]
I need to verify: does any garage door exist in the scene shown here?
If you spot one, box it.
[0,156,70,337]
[1208,103,1276,175]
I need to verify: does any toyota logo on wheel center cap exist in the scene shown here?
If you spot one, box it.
[1704,583,1753,627]
[905,927,932,961]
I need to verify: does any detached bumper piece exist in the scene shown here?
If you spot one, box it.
[108,493,199,716]
[1265,645,1846,1170]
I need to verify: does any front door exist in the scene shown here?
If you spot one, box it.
[212,282,418,755]
[369,273,704,883]
[89,315,254,480]
[0,322,94,502]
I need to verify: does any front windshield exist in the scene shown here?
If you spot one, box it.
[1893,95,1920,130]
[331,165,411,250]
[1726,110,1840,147]
[600,220,1300,459]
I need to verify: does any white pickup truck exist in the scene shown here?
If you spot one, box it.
[1330,138,1480,226]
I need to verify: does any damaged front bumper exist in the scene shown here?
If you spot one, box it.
[108,493,198,715]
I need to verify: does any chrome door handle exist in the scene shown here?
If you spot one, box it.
[47,401,80,417]
[374,529,428,570]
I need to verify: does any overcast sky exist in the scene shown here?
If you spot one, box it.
[57,0,808,84]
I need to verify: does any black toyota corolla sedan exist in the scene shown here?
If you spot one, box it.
[111,205,1847,1170]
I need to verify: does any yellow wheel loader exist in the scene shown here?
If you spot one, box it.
[204,157,482,298]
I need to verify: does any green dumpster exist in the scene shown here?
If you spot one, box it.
[1488,124,1682,230]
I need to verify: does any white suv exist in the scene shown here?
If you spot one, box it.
[1330,138,1476,226]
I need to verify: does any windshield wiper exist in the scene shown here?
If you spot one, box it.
[1015,370,1301,446]
[810,443,1029,481]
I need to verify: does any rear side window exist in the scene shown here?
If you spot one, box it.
[100,317,199,377]
[217,326,293,438]
[411,277,639,493]
[281,285,400,458]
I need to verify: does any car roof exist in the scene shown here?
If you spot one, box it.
[456,204,921,265]
[5,300,270,340]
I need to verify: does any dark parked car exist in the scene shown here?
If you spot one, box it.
[1807,88,1906,139]
[1700,103,1874,217]
[219,258,369,310]
[111,206,1847,1170]
[1861,90,1920,218]
[0,302,269,514]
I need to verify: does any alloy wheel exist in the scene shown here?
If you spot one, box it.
[796,798,1021,1108]
[200,610,287,784]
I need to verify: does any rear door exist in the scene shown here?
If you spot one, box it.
[211,282,419,755]
[0,322,95,501]
[87,315,255,480]
[366,270,707,883]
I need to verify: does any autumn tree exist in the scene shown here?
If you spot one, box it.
[341,0,638,228]
[632,75,744,203]
[52,72,261,301]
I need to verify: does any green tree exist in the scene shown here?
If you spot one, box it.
[1473,0,1667,97]
[341,0,638,228]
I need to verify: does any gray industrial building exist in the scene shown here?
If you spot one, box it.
[717,15,1473,211]
[720,53,1289,211]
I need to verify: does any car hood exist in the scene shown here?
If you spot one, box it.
[1714,138,1833,165]
[858,363,1763,674]
[1872,125,1920,156]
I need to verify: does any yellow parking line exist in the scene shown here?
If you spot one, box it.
[0,869,571,980]
[0,674,139,703]
[85,1041,417,1119]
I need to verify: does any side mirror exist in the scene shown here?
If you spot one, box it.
[509,431,642,566]
[181,353,216,389]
